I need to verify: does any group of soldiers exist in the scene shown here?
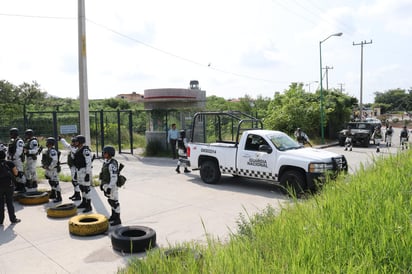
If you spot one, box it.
[343,124,410,152]
[5,127,122,226]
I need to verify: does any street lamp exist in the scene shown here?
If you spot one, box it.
[319,32,342,144]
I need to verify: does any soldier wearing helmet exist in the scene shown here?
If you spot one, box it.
[41,137,62,202]
[372,125,383,153]
[73,135,93,212]
[294,128,311,147]
[400,125,409,150]
[7,128,26,192]
[99,145,122,226]
[175,130,191,174]
[23,129,40,190]
[59,136,81,201]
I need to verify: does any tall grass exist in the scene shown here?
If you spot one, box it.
[120,151,412,273]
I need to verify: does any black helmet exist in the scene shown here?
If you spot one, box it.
[75,135,86,144]
[71,136,77,143]
[25,129,34,137]
[103,146,115,157]
[46,137,55,146]
[179,130,186,138]
[9,128,19,137]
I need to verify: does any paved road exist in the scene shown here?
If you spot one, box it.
[0,154,289,274]
[0,126,407,274]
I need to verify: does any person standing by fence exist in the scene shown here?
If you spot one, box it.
[23,129,40,191]
[167,123,179,159]
[60,136,81,201]
[73,135,93,213]
[7,128,26,193]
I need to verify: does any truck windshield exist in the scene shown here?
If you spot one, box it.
[268,134,301,151]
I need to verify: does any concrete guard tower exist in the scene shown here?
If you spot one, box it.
[144,80,206,150]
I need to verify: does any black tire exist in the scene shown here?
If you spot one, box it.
[280,170,306,198]
[69,214,109,236]
[47,203,77,218]
[200,160,221,184]
[19,191,49,205]
[111,226,156,253]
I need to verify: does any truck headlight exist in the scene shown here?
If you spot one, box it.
[309,162,333,173]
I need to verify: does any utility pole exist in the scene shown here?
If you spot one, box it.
[353,40,372,120]
[323,66,333,90]
[337,83,345,93]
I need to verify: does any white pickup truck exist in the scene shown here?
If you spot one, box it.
[187,112,347,194]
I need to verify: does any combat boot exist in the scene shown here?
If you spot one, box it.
[77,198,87,208]
[82,199,92,213]
[53,191,62,203]
[184,168,191,173]
[109,212,121,226]
[108,209,116,222]
[69,191,81,201]
[175,166,180,173]
[49,189,56,199]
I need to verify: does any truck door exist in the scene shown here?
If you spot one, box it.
[237,134,276,180]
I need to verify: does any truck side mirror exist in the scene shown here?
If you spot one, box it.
[259,144,272,154]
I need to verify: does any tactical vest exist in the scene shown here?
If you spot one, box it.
[400,130,408,138]
[67,154,74,167]
[24,137,38,159]
[73,146,90,169]
[41,150,53,167]
[177,138,186,152]
[296,134,305,143]
[8,138,25,162]
[99,159,118,184]
[374,130,382,139]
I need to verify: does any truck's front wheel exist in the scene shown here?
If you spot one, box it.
[200,160,221,184]
[280,170,306,198]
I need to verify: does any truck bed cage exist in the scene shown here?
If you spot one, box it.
[190,111,263,145]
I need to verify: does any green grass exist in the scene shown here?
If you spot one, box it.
[119,150,412,273]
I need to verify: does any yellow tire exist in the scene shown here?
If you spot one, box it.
[68,213,109,236]
[19,191,49,205]
[47,203,78,218]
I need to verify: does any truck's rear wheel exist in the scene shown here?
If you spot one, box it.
[280,170,306,198]
[200,160,221,184]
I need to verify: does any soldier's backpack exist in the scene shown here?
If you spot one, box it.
[116,162,126,187]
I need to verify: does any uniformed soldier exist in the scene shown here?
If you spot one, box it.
[372,125,383,153]
[99,146,121,226]
[7,128,26,192]
[60,136,81,201]
[24,129,40,190]
[73,135,93,213]
[400,126,409,150]
[41,137,62,202]
[175,130,191,174]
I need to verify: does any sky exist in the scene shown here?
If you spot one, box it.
[0,0,411,103]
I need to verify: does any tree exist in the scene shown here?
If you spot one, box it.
[374,88,408,112]
[264,83,355,140]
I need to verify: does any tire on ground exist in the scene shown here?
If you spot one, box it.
[111,225,156,253]
[47,203,77,218]
[19,191,49,205]
[69,214,109,236]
